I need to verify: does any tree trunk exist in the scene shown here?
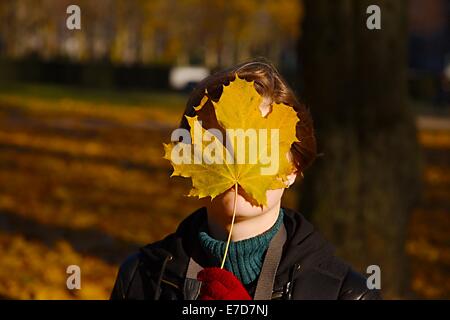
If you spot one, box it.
[299,0,421,298]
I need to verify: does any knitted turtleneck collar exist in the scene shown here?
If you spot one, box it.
[198,208,284,285]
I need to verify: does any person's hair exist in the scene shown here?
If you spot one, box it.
[180,58,317,174]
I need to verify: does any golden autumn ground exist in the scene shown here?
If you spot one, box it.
[0,83,448,299]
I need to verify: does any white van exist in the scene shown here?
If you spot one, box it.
[169,66,210,91]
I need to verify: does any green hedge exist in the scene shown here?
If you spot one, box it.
[0,57,170,90]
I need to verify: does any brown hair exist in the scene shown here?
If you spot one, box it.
[180,58,317,174]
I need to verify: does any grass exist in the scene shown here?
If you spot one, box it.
[0,82,188,109]
[0,82,195,299]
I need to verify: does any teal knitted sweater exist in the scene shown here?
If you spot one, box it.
[198,208,284,285]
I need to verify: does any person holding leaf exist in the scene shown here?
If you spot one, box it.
[110,59,381,300]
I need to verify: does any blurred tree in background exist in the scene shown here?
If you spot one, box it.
[0,0,301,67]
[299,0,422,297]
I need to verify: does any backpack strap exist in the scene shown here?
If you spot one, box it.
[183,224,287,300]
[253,224,287,300]
[183,258,203,300]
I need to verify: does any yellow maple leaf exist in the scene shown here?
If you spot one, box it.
[163,75,299,206]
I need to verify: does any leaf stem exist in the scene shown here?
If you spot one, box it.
[220,182,238,269]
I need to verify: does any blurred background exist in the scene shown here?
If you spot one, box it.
[0,0,448,299]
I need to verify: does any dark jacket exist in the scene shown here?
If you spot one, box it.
[110,207,381,300]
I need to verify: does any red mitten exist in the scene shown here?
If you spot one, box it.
[197,267,252,300]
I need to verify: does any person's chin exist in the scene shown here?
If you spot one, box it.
[213,203,264,218]
[234,203,266,217]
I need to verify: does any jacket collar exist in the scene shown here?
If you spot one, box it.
[275,207,349,298]
[139,207,349,299]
